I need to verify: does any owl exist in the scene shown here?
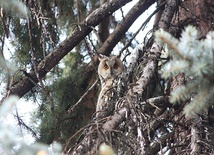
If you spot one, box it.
[96,55,124,117]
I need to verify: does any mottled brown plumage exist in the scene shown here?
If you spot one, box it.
[96,55,123,114]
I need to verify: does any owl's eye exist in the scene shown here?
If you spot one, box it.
[113,63,118,69]
[104,64,109,70]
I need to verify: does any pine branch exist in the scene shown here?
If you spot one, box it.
[155,29,187,60]
[0,0,132,103]
[184,87,209,117]
[69,0,178,153]
[156,26,214,117]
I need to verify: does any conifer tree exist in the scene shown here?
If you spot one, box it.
[155,26,214,117]
[0,0,214,154]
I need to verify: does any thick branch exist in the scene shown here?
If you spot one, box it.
[158,0,177,30]
[69,0,179,153]
[102,107,129,131]
[1,0,132,102]
[190,114,202,154]
[99,0,156,55]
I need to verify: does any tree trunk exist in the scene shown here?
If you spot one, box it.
[67,0,214,154]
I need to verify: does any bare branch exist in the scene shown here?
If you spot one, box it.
[119,5,161,55]
[27,17,56,118]
[99,0,156,56]
[67,79,99,113]
[14,109,38,139]
[1,0,132,103]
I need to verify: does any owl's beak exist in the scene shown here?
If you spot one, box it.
[109,69,113,76]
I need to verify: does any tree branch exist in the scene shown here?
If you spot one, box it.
[99,0,156,56]
[1,0,132,103]
[158,0,177,30]
[190,114,202,154]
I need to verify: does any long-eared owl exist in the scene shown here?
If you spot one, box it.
[96,55,124,117]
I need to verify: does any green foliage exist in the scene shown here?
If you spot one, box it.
[10,7,59,67]
[155,25,214,117]
[0,0,138,150]
[0,0,29,18]
[62,52,85,77]
[36,59,94,145]
[56,0,98,34]
[0,0,102,148]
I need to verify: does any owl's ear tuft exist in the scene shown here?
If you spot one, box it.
[98,54,103,61]
[116,52,121,58]
[98,54,107,61]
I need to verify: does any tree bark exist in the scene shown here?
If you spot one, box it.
[1,0,132,103]
[99,0,156,56]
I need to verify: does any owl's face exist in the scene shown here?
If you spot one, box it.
[98,56,123,80]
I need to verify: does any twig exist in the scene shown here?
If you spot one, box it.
[20,69,40,87]
[67,79,99,113]
[120,7,125,20]
[0,0,133,103]
[87,34,99,55]
[14,108,38,139]
[93,28,103,46]
[27,17,56,118]
[64,122,98,153]
[99,0,156,56]
[119,2,163,56]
